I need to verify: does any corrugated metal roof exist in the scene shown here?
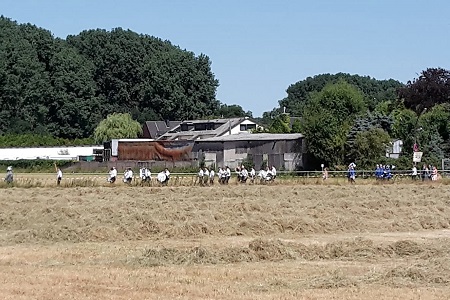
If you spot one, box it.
[157,118,247,140]
[196,133,304,142]
[144,121,181,138]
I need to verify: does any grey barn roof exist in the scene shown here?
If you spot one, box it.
[157,117,249,140]
[144,121,181,138]
[196,133,304,143]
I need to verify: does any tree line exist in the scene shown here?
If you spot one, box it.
[0,16,251,141]
[2,17,449,170]
[261,69,450,170]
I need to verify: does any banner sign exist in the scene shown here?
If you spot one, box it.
[413,152,423,163]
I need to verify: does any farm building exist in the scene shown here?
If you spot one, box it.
[192,133,305,171]
[102,133,305,171]
[103,117,265,163]
[0,146,103,161]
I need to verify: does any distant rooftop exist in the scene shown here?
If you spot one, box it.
[195,133,303,142]
[157,117,256,141]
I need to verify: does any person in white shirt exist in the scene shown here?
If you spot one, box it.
[412,165,418,180]
[157,171,166,184]
[124,168,133,184]
[57,168,63,186]
[197,167,204,186]
[157,168,170,185]
[209,168,215,185]
[240,166,249,183]
[249,167,256,183]
[217,167,224,184]
[112,167,117,183]
[108,167,115,183]
[203,167,210,185]
[144,168,152,183]
[139,167,145,180]
[225,166,231,184]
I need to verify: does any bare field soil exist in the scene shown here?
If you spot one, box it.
[1,184,450,299]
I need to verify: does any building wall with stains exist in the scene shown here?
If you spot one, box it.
[192,138,304,170]
[117,141,194,161]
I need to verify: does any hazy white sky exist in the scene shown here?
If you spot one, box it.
[2,0,449,116]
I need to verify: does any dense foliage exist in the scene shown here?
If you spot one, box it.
[0,17,221,139]
[264,69,450,170]
[93,113,142,143]
[398,68,450,113]
[263,73,403,121]
[300,81,366,168]
[0,134,94,147]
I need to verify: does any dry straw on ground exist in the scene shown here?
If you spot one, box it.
[0,184,449,299]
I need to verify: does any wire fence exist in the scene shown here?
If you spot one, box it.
[13,169,450,179]
[3,168,448,188]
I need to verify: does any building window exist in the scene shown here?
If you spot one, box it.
[235,147,248,154]
[240,124,256,131]
[194,123,206,131]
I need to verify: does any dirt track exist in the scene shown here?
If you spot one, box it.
[0,184,449,299]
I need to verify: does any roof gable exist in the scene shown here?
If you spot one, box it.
[156,117,260,141]
[143,121,181,139]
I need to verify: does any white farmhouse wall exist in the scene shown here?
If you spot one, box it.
[0,146,103,161]
[204,152,217,167]
[221,119,258,136]
[221,148,248,169]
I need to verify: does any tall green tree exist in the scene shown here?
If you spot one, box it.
[0,17,223,139]
[301,81,366,168]
[301,106,343,168]
[348,128,391,169]
[216,104,252,118]
[268,114,291,133]
[346,111,393,163]
[47,41,102,138]
[391,108,418,154]
[67,28,220,121]
[274,73,403,117]
[93,113,142,143]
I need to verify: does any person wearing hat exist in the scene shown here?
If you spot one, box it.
[4,166,13,184]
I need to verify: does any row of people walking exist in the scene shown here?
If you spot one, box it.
[197,165,277,185]
[107,167,170,185]
[413,164,439,181]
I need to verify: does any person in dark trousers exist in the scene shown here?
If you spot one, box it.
[421,164,429,181]
[56,168,63,186]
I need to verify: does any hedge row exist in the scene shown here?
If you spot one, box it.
[0,134,96,147]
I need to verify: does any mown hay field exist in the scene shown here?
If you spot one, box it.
[1,183,450,299]
[2,172,439,188]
